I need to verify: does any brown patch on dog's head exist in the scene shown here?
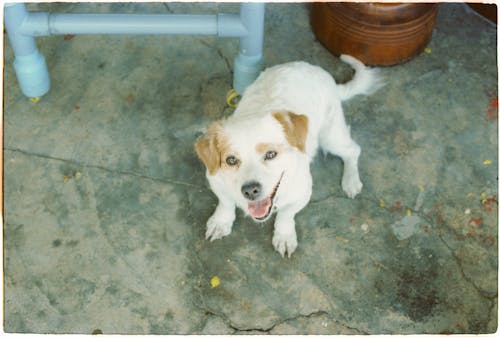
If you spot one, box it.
[255,143,286,155]
[272,111,308,153]
[194,121,230,175]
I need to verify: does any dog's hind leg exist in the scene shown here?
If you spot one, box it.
[319,108,363,198]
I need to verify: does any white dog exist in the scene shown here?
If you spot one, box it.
[195,55,382,257]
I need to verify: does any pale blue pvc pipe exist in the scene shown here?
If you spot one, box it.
[20,12,248,37]
[5,3,36,55]
[233,3,265,94]
[5,3,50,98]
[5,2,265,97]
[239,3,265,57]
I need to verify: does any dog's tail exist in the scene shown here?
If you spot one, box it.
[337,54,384,101]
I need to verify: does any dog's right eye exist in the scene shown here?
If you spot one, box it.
[226,155,239,166]
[264,150,278,161]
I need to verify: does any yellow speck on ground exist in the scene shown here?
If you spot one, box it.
[210,276,220,288]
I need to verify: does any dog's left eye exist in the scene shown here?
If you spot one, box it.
[264,150,278,161]
[226,155,239,166]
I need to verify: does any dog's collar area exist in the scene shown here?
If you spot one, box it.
[248,172,284,221]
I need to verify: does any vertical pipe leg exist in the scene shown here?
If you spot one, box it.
[233,3,265,95]
[5,3,50,98]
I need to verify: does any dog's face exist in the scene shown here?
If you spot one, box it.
[195,111,308,222]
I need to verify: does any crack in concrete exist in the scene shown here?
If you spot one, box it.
[200,306,368,334]
[379,199,498,330]
[197,38,233,76]
[5,147,205,190]
[309,192,498,312]
[413,204,498,301]
[435,229,498,300]
[417,209,497,330]
[190,240,368,334]
[190,263,366,334]
[307,191,377,206]
[266,310,369,334]
[162,3,174,14]
[383,199,498,303]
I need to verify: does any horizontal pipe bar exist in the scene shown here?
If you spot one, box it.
[53,14,217,35]
[20,12,248,37]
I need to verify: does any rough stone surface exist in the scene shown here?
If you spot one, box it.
[4,3,497,334]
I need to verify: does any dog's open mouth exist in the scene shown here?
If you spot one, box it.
[247,173,284,221]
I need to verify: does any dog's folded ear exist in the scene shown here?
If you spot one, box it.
[272,111,309,153]
[194,121,225,175]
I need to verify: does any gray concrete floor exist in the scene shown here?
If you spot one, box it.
[3,2,498,334]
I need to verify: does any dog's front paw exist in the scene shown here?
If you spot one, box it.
[206,213,233,241]
[272,231,298,258]
[342,172,363,199]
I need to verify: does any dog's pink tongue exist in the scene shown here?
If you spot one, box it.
[248,197,271,219]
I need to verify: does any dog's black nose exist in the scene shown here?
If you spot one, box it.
[241,181,262,201]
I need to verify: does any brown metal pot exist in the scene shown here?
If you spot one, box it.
[310,2,438,66]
